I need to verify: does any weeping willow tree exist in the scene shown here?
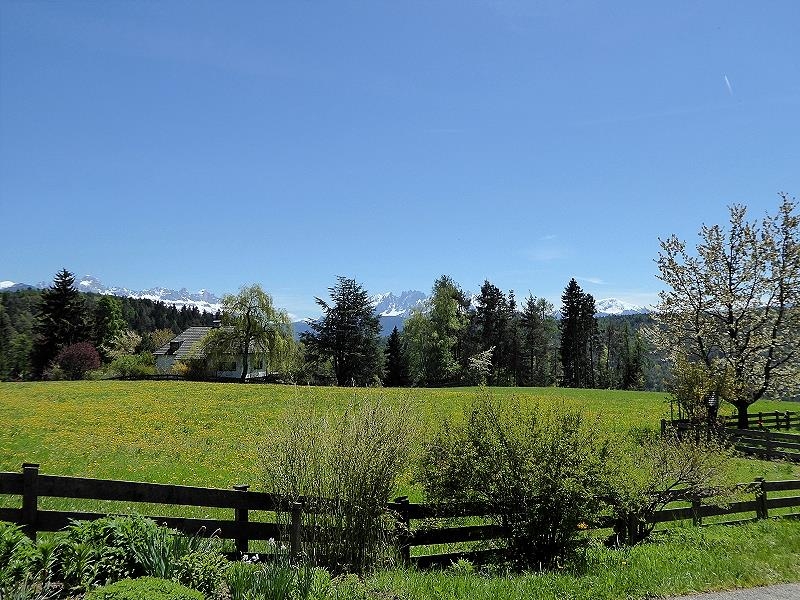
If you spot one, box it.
[651,194,800,428]
[202,284,294,382]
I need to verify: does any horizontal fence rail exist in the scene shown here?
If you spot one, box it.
[730,428,800,463]
[2,465,800,569]
[722,411,800,431]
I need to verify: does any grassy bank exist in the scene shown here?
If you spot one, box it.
[371,519,800,599]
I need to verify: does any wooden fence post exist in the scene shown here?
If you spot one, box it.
[21,463,40,541]
[764,429,774,460]
[754,477,768,520]
[232,484,249,554]
[394,496,411,565]
[660,419,667,439]
[785,411,791,431]
[691,497,702,527]
[290,502,302,561]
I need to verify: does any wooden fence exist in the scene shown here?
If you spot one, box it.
[0,463,303,556]
[730,429,800,463]
[391,478,800,567]
[2,465,800,569]
[722,411,800,431]
[661,416,800,463]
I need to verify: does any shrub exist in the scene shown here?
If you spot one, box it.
[58,515,161,590]
[173,550,228,597]
[171,358,210,380]
[108,353,156,379]
[418,394,612,570]
[607,431,737,544]
[260,396,415,574]
[56,342,101,380]
[130,524,222,580]
[0,522,34,585]
[83,577,204,600]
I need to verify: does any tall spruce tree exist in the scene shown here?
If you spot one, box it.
[31,269,89,376]
[559,278,598,388]
[519,295,557,386]
[301,276,384,386]
[384,326,409,386]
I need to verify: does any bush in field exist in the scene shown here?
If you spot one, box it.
[608,430,737,544]
[419,394,612,570]
[56,342,101,380]
[108,353,156,379]
[260,396,415,574]
[83,577,204,600]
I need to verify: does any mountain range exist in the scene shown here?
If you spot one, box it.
[1,276,650,333]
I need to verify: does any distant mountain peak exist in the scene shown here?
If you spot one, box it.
[73,274,223,313]
[594,297,649,316]
[369,290,427,317]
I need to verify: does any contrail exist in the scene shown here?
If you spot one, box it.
[724,75,733,96]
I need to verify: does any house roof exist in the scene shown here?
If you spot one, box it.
[154,326,211,359]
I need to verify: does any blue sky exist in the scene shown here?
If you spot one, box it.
[1,1,798,318]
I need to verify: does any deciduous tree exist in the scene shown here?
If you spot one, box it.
[203,284,294,382]
[652,194,800,427]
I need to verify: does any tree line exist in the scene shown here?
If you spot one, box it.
[295,275,650,390]
[0,269,215,380]
[0,269,654,390]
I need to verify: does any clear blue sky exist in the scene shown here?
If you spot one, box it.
[1,1,798,318]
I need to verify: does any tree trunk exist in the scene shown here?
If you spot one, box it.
[240,347,248,383]
[735,401,750,429]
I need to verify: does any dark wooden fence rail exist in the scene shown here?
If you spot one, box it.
[389,478,800,568]
[0,463,305,557]
[2,465,800,569]
[722,411,800,430]
[730,429,800,463]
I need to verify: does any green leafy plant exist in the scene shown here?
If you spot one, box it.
[131,525,221,580]
[419,393,612,570]
[607,430,737,544]
[83,576,204,600]
[0,522,34,585]
[260,396,415,574]
[223,558,318,600]
[173,550,228,597]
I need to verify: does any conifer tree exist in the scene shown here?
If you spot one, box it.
[302,276,384,386]
[31,269,89,376]
[559,278,598,388]
[384,326,409,386]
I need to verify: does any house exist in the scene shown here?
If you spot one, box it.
[153,325,268,379]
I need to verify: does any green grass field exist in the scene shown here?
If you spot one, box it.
[2,381,800,598]
[1,381,798,490]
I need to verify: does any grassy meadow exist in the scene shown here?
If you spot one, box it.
[1,380,798,492]
[2,381,800,598]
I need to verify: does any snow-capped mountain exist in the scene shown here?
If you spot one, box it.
[69,276,224,313]
[370,290,427,317]
[594,298,650,317]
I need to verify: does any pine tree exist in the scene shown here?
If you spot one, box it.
[384,326,409,386]
[519,295,557,386]
[301,276,384,386]
[559,279,598,388]
[31,269,89,376]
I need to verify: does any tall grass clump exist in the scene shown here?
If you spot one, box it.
[260,395,415,574]
[419,393,612,570]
